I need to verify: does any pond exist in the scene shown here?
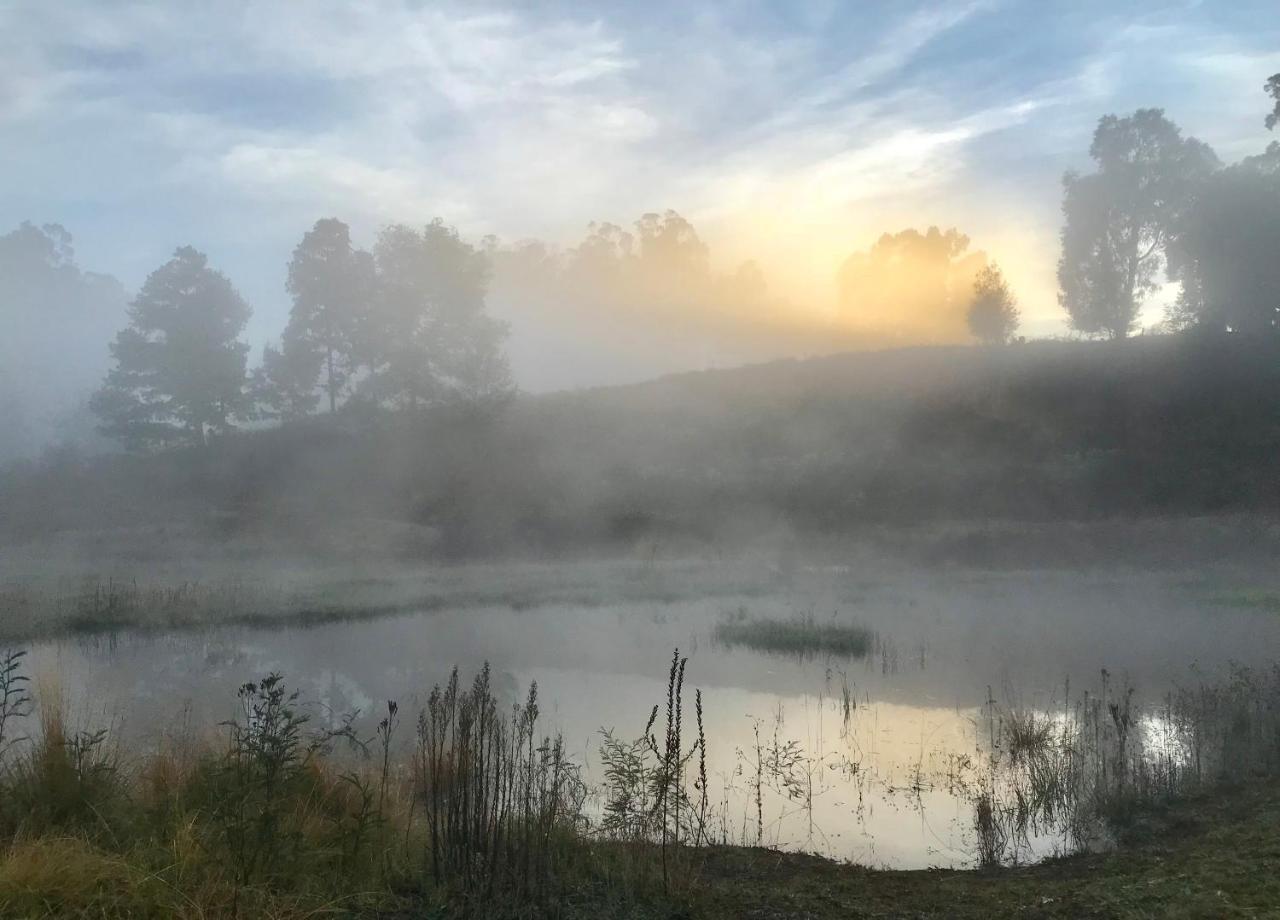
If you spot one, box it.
[19,564,1280,869]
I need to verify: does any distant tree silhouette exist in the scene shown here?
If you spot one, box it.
[1266,73,1280,130]
[91,247,250,448]
[634,210,710,291]
[1,222,127,460]
[565,221,633,292]
[364,220,511,410]
[562,210,712,309]
[1166,86,1280,335]
[282,218,374,413]
[1058,109,1218,339]
[838,227,986,341]
[967,263,1020,345]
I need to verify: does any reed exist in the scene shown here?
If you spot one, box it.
[0,642,1276,914]
[971,664,1280,866]
[0,649,30,759]
[413,663,586,912]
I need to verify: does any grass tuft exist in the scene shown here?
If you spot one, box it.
[714,612,874,658]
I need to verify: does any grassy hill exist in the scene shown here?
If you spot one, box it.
[3,335,1279,561]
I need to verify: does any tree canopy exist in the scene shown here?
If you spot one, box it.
[967,263,1020,345]
[91,247,251,449]
[365,220,512,410]
[1159,79,1280,336]
[838,227,986,342]
[1057,109,1218,338]
[1265,73,1280,131]
[1166,149,1280,335]
[279,218,375,414]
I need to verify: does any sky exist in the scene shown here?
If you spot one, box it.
[3,0,1279,388]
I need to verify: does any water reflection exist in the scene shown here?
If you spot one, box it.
[19,579,1280,869]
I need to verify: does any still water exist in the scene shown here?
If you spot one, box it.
[21,566,1280,868]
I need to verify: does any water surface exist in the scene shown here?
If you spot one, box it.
[24,564,1280,868]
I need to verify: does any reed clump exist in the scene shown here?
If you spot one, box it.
[971,664,1280,866]
[714,611,873,659]
[414,663,588,912]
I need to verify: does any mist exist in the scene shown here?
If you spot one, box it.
[3,3,1280,916]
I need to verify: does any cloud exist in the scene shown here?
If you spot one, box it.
[3,0,1280,387]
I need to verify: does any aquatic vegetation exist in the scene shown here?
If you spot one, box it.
[714,611,874,659]
[966,663,1280,866]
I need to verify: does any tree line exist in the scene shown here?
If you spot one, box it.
[90,220,512,450]
[33,71,1280,453]
[836,226,1019,346]
[1058,76,1280,338]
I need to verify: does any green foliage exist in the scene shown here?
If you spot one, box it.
[91,247,251,449]
[214,674,314,885]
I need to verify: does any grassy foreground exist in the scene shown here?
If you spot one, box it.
[0,637,1275,918]
[692,783,1280,919]
[1,782,1276,918]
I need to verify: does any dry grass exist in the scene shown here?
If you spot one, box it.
[0,648,1276,917]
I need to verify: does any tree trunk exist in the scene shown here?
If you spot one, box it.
[1117,225,1141,339]
[327,346,336,414]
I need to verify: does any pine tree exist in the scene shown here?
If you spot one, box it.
[91,246,251,448]
[283,218,374,413]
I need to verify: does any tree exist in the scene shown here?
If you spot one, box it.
[0,222,127,461]
[252,335,321,422]
[1167,145,1280,335]
[91,247,251,448]
[837,227,986,341]
[283,218,374,413]
[568,221,633,285]
[634,210,710,290]
[364,220,511,410]
[967,263,1020,344]
[1266,73,1280,131]
[1057,109,1218,338]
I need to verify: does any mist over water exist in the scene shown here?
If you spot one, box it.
[3,3,1280,915]
[24,563,1280,867]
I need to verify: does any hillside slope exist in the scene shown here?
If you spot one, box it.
[3,335,1279,559]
